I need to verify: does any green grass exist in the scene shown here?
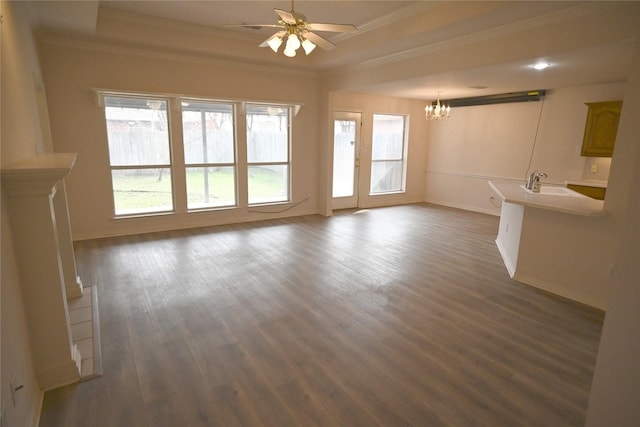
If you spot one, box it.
[112,167,286,213]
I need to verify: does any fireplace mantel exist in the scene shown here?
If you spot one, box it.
[2,153,84,390]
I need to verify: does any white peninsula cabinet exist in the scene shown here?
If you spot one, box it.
[488,180,612,309]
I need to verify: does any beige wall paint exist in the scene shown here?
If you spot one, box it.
[423,82,628,309]
[39,36,431,238]
[39,38,322,239]
[0,0,51,163]
[2,1,638,424]
[326,92,429,212]
[426,83,626,214]
[1,1,47,425]
[586,36,640,427]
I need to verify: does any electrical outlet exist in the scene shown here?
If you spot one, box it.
[590,163,598,173]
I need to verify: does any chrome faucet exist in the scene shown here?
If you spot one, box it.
[525,170,548,192]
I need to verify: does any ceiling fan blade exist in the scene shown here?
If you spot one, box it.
[224,23,283,30]
[306,22,357,33]
[301,31,335,51]
[259,30,287,47]
[274,8,297,25]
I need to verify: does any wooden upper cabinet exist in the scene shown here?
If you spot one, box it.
[581,100,622,157]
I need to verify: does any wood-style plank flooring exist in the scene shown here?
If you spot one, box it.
[40,203,604,426]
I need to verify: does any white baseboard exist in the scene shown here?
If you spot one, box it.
[425,199,500,216]
[513,271,607,310]
[73,207,319,241]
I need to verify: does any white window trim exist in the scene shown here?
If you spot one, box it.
[369,113,409,195]
[99,90,298,217]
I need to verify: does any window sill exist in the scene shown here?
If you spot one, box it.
[112,210,175,220]
[369,191,406,196]
[187,205,238,214]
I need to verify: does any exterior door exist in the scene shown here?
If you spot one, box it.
[332,112,362,209]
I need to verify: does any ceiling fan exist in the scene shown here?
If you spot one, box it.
[227,0,358,57]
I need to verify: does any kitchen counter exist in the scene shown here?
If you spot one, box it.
[565,179,608,188]
[488,179,611,309]
[488,180,606,217]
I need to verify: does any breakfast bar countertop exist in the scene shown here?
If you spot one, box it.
[488,180,607,217]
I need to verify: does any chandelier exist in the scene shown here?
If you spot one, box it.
[425,95,451,120]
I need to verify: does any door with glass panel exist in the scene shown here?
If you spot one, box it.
[332,112,361,209]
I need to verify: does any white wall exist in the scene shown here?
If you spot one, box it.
[425,83,626,215]
[0,1,48,425]
[39,22,432,239]
[39,35,322,240]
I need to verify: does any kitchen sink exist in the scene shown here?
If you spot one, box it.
[520,185,582,197]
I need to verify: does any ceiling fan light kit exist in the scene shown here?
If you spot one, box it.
[301,38,316,55]
[229,0,357,58]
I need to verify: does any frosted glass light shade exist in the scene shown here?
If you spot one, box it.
[301,38,316,55]
[267,36,283,53]
[285,34,301,51]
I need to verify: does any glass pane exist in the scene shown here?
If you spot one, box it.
[104,96,170,166]
[182,102,235,164]
[186,167,236,209]
[246,105,289,163]
[111,168,173,215]
[332,119,356,198]
[371,114,405,161]
[248,165,288,204]
[370,161,403,194]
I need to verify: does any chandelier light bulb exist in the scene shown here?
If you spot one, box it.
[425,95,451,120]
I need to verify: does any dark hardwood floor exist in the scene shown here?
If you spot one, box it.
[40,203,604,426]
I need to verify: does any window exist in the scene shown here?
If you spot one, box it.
[104,96,173,215]
[370,114,408,194]
[182,101,236,209]
[101,93,295,216]
[246,104,290,204]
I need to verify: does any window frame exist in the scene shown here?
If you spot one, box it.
[245,103,292,206]
[102,94,175,217]
[99,91,298,217]
[181,99,238,211]
[369,113,409,195]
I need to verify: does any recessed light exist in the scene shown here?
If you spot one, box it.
[532,62,551,70]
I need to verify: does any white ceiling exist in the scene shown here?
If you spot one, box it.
[31,1,640,101]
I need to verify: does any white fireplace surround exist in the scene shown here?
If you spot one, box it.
[2,153,87,390]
